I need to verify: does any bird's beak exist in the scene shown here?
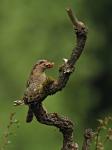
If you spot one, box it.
[47,62,54,68]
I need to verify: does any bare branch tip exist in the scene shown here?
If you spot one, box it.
[66,8,71,12]
[66,7,74,16]
[66,7,87,31]
[66,7,78,27]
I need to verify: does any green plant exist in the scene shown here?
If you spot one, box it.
[94,116,112,150]
[0,113,19,150]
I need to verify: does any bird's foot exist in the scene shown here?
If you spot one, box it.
[13,100,24,106]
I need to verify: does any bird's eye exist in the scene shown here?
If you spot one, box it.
[46,63,54,68]
[46,64,49,67]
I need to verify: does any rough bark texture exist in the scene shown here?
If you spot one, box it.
[16,8,88,150]
[30,8,88,150]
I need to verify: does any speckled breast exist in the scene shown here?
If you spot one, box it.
[23,82,43,104]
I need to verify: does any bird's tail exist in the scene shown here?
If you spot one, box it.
[26,105,34,123]
[29,103,40,122]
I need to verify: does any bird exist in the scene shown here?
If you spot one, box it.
[14,60,54,123]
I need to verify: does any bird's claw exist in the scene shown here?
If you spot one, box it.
[13,100,24,106]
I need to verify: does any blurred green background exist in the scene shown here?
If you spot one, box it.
[0,0,112,149]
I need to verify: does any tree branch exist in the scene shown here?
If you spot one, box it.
[16,8,88,150]
[46,8,88,95]
[31,8,88,150]
[30,102,75,150]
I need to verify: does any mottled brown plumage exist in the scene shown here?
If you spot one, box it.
[25,60,54,122]
[24,60,54,103]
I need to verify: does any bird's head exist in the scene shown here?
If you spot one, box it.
[34,60,54,72]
